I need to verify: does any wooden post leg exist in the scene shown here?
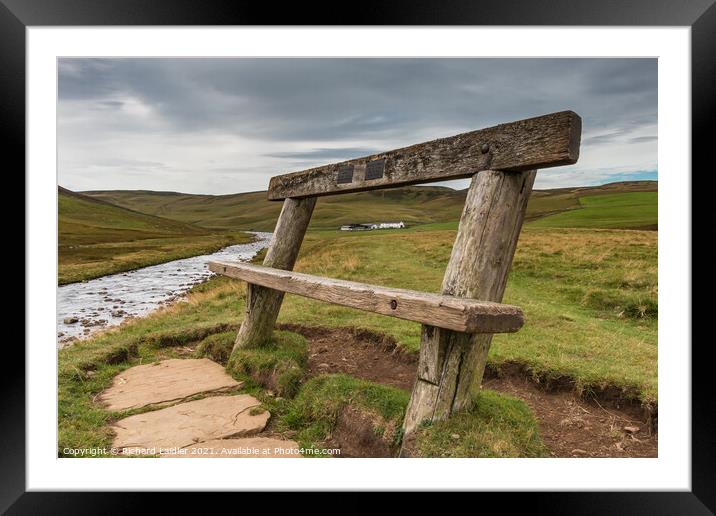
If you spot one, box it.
[232,196,316,352]
[402,169,536,437]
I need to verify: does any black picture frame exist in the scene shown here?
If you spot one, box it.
[6,0,710,511]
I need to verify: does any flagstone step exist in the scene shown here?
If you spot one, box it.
[112,394,269,452]
[98,358,242,411]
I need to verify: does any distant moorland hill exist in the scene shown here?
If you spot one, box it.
[59,186,208,246]
[83,180,657,232]
[58,187,250,284]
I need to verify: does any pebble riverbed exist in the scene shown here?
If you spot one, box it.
[57,232,272,347]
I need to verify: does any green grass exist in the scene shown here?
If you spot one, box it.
[413,390,547,458]
[58,187,253,284]
[532,192,658,229]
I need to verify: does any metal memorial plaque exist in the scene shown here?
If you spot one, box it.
[365,159,385,180]
[336,164,354,184]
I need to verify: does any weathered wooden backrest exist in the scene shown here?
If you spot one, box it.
[267,111,580,200]
[216,110,581,438]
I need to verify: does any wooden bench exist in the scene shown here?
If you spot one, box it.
[208,261,524,334]
[210,110,582,438]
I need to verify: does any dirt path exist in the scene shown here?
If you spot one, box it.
[279,323,657,458]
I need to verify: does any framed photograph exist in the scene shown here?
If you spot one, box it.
[8,0,710,510]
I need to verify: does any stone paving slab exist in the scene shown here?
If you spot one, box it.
[160,437,302,458]
[112,394,269,452]
[98,358,242,411]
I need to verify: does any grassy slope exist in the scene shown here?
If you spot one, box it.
[531,191,658,229]
[58,187,251,284]
[83,180,658,232]
[59,186,207,245]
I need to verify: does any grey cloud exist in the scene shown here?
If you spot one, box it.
[93,100,125,109]
[583,130,631,146]
[59,58,657,141]
[58,58,657,194]
[265,147,378,161]
[92,158,168,168]
[629,135,658,143]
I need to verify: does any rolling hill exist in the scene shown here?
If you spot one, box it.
[58,187,251,284]
[82,186,466,232]
[83,180,657,232]
[59,186,207,246]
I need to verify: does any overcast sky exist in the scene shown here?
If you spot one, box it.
[58,58,657,194]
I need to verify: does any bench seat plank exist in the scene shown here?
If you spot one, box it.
[209,261,524,334]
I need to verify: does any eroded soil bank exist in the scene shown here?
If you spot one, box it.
[278,323,657,458]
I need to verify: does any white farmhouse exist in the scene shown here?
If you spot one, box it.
[376,221,405,229]
[340,223,373,231]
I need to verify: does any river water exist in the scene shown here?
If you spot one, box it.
[57,232,272,347]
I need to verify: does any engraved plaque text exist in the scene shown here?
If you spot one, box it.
[336,164,354,184]
[365,159,385,180]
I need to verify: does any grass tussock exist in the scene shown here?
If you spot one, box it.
[280,374,409,451]
[145,322,239,348]
[226,331,308,398]
[413,390,547,458]
[194,331,236,365]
